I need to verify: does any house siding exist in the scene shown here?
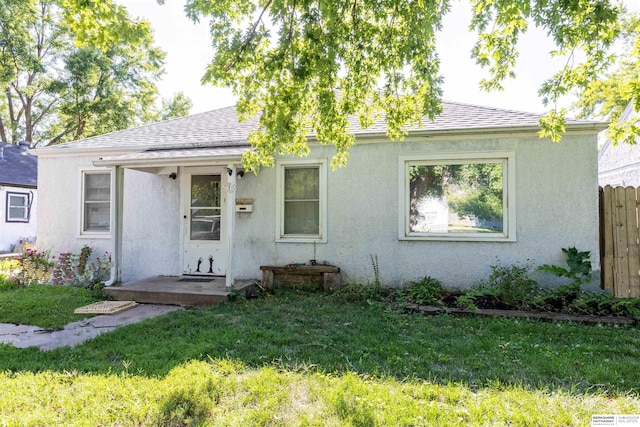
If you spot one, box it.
[37,132,599,289]
[0,185,37,252]
[231,134,599,288]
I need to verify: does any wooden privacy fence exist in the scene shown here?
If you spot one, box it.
[599,185,640,298]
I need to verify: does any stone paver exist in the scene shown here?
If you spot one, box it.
[0,304,181,351]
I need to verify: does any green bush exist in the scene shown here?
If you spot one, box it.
[478,262,541,309]
[539,247,592,288]
[399,276,446,306]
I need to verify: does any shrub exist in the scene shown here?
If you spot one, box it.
[51,245,111,289]
[12,247,54,286]
[399,276,446,306]
[475,262,541,309]
[539,247,592,288]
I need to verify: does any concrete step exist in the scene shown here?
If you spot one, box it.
[104,287,229,306]
[103,276,255,307]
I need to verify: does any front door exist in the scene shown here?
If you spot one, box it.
[182,168,227,275]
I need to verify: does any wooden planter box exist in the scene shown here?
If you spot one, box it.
[260,265,342,291]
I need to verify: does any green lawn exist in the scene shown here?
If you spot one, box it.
[0,284,102,329]
[0,288,639,425]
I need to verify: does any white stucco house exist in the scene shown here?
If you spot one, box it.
[598,101,640,187]
[0,141,38,253]
[35,102,605,289]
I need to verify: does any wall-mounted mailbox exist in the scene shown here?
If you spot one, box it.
[235,204,253,213]
[236,198,253,213]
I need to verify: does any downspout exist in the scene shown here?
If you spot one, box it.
[225,164,237,290]
[104,165,123,286]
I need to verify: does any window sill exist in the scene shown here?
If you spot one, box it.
[78,233,112,239]
[276,236,326,244]
[400,234,516,242]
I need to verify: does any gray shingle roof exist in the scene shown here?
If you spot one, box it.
[42,101,604,153]
[0,142,37,188]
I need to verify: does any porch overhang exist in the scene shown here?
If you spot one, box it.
[92,146,250,173]
[101,146,249,290]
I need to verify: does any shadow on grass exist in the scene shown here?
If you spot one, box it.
[1,289,639,395]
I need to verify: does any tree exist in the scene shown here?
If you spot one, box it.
[573,13,640,145]
[182,0,628,172]
[0,0,191,147]
[157,92,193,122]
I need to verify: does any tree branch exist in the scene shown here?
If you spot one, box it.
[31,97,59,128]
[225,0,273,72]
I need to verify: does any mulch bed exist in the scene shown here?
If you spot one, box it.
[404,303,638,325]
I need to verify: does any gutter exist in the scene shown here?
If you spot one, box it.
[0,182,37,189]
[93,153,247,168]
[33,140,249,158]
[104,166,123,287]
[352,122,609,142]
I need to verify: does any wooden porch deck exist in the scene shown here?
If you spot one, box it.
[104,276,256,306]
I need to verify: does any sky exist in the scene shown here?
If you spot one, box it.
[122,0,636,116]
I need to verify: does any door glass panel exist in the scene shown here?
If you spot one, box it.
[190,175,221,240]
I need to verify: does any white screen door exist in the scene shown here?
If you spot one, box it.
[183,168,227,275]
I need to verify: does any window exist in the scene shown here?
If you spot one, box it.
[82,170,111,234]
[276,160,327,242]
[6,192,30,222]
[399,152,516,241]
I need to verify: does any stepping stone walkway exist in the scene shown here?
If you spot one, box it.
[0,304,181,351]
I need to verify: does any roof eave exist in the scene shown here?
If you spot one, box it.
[34,140,250,158]
[36,121,608,159]
[0,182,37,189]
[93,153,246,168]
[352,122,609,141]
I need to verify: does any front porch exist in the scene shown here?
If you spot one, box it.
[104,276,255,306]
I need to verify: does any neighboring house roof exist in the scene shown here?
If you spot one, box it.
[598,101,640,187]
[38,101,605,155]
[0,142,37,188]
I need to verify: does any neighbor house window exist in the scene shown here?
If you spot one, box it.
[399,152,516,241]
[6,192,30,222]
[81,170,111,234]
[276,160,327,242]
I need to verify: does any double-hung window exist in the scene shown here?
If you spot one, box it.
[6,192,30,222]
[81,170,111,234]
[276,160,327,242]
[399,151,516,241]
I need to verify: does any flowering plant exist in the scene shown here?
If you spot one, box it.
[51,245,111,289]
[12,246,54,286]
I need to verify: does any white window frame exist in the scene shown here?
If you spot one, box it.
[6,191,30,223]
[276,159,328,243]
[398,151,516,242]
[80,169,112,237]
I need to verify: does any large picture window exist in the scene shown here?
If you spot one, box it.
[276,160,327,242]
[82,170,111,234]
[6,192,30,223]
[399,152,515,241]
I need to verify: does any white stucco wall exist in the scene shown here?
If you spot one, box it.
[232,133,599,288]
[0,186,37,252]
[598,139,640,187]
[120,169,181,281]
[37,156,113,258]
[37,131,599,289]
[37,156,181,281]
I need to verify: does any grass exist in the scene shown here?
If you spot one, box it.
[0,288,639,425]
[0,283,104,329]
